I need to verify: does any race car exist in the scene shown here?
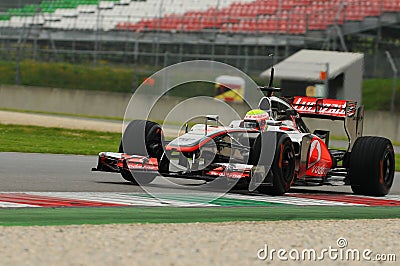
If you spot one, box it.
[93,85,395,196]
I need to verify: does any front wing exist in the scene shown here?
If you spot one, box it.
[92,152,266,184]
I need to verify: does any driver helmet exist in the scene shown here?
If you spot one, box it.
[243,109,270,131]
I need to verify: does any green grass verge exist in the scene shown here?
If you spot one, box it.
[1,206,399,226]
[0,60,155,93]
[363,78,400,111]
[0,124,120,155]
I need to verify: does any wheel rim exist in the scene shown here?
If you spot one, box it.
[281,145,295,183]
[147,127,163,158]
[382,149,394,185]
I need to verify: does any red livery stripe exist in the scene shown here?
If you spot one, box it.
[166,129,258,152]
[289,193,400,206]
[0,193,126,207]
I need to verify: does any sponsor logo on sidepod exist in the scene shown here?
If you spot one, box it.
[308,139,330,175]
[308,139,321,168]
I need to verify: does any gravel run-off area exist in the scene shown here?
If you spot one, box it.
[1,219,399,266]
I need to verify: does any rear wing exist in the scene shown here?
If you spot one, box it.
[291,96,364,152]
[291,96,357,120]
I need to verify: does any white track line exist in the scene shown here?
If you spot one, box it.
[0,202,39,208]
[3,192,397,207]
[224,193,365,206]
[28,192,217,207]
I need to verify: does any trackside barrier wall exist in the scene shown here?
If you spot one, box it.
[1,85,400,142]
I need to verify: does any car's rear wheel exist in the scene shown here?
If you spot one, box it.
[119,120,164,185]
[251,132,296,195]
[348,136,395,196]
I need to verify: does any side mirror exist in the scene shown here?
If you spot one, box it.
[285,109,297,116]
[206,115,219,122]
[205,115,219,135]
[258,97,271,112]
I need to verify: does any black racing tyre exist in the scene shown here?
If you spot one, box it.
[120,169,157,185]
[119,120,164,159]
[348,136,395,196]
[252,132,296,195]
[158,151,170,175]
[119,120,164,185]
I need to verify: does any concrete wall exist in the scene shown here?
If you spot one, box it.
[0,85,130,118]
[0,85,248,123]
[304,111,400,142]
[1,85,399,142]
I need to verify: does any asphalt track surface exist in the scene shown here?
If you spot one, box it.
[1,152,399,195]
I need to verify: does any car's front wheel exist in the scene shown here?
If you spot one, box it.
[119,120,164,185]
[251,132,296,195]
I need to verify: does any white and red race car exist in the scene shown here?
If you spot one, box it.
[93,86,395,196]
